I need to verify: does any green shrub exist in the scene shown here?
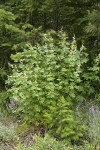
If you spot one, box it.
[6,31,99,142]
[6,32,87,141]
